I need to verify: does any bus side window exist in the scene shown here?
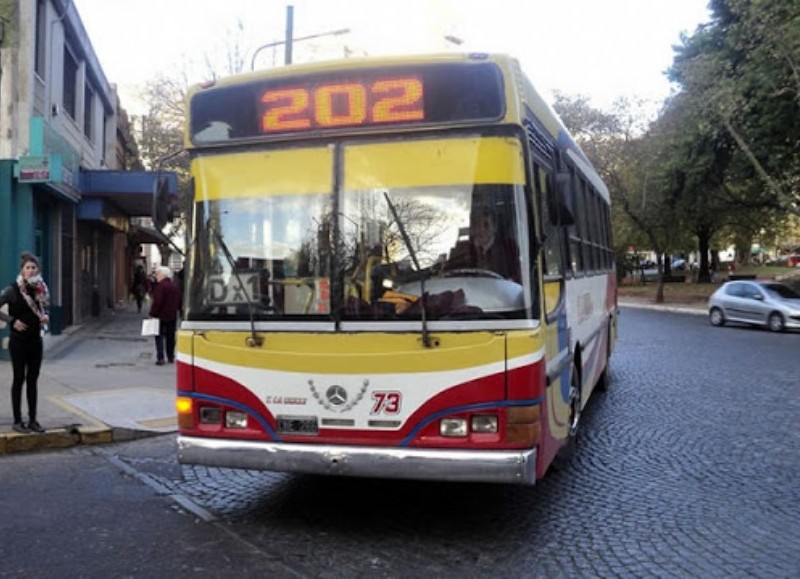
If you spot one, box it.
[536,165,563,277]
[562,163,581,275]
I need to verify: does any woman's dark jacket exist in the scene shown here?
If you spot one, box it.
[0,283,43,342]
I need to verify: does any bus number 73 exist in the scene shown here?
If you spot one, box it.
[371,391,402,415]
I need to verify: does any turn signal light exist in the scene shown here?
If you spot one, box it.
[506,404,541,444]
[176,396,193,429]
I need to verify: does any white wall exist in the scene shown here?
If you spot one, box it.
[2,0,119,170]
[0,0,36,158]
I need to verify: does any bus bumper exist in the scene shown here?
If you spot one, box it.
[178,436,538,485]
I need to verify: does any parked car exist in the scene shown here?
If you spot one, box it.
[771,254,800,267]
[708,280,800,332]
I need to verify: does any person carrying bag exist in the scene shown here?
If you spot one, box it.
[148,266,182,365]
[141,317,160,336]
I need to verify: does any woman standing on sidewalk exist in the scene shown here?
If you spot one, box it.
[0,252,49,433]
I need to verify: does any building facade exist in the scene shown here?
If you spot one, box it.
[0,0,175,357]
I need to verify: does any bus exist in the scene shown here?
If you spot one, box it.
[176,53,617,485]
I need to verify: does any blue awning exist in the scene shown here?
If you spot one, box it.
[79,170,178,218]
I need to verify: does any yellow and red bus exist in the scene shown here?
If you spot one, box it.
[176,53,617,485]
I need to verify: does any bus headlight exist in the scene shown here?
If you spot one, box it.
[471,415,498,434]
[225,411,248,429]
[199,406,222,424]
[440,418,468,437]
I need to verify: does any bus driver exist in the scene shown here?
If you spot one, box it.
[445,197,521,283]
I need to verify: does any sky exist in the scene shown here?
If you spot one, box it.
[73,0,711,116]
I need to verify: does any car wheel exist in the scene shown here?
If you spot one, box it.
[709,307,725,326]
[767,312,785,332]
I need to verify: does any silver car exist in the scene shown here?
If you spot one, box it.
[708,280,800,332]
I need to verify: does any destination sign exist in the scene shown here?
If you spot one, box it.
[190,61,505,143]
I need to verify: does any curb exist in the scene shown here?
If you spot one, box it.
[619,300,707,316]
[0,425,166,456]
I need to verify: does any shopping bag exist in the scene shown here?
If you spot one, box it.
[141,318,160,336]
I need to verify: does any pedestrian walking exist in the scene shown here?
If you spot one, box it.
[148,265,181,365]
[132,264,146,313]
[0,252,50,433]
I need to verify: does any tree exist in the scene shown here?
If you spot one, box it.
[651,91,734,282]
[553,94,683,301]
[136,72,191,265]
[134,20,257,264]
[670,0,800,216]
[137,17,253,174]
[137,72,187,172]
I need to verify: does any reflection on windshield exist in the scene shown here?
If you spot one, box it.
[188,192,334,319]
[340,183,526,321]
[187,184,529,322]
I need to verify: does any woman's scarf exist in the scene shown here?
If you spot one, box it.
[16,274,49,319]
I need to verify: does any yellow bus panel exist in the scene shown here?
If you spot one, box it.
[345,137,525,189]
[191,331,508,374]
[193,147,333,200]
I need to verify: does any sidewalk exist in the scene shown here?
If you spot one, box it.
[0,303,177,455]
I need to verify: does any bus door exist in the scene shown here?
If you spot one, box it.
[532,162,574,461]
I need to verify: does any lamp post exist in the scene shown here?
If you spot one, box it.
[250,27,351,70]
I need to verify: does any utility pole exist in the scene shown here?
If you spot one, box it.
[284,5,294,65]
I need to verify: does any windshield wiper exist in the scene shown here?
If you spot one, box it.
[211,225,264,347]
[383,192,433,348]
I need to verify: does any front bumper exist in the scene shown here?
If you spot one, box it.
[178,436,538,485]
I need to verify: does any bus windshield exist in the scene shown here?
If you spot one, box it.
[186,135,533,323]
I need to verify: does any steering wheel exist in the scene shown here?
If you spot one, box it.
[443,268,504,280]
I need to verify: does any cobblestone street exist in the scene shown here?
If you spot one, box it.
[102,307,800,577]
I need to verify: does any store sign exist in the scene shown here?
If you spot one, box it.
[18,156,51,182]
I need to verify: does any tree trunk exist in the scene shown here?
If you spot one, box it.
[655,254,665,303]
[696,231,712,283]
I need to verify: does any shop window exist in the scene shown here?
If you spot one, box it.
[84,83,94,139]
[35,0,46,77]
[63,47,78,119]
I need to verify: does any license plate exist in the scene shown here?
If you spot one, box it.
[277,415,319,435]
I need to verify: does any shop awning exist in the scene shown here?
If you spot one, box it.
[79,170,178,217]
[130,224,171,245]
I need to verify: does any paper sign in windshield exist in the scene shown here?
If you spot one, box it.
[208,273,261,304]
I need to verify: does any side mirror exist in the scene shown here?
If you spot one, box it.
[152,176,174,230]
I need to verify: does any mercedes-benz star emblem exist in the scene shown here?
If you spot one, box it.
[309,379,368,412]
[325,385,348,406]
